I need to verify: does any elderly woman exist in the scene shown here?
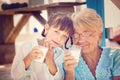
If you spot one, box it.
[64,8,120,80]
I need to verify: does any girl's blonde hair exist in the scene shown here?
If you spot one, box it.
[72,8,103,34]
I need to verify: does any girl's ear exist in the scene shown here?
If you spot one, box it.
[43,24,50,36]
[44,23,49,30]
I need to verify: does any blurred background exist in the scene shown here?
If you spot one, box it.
[0,0,120,80]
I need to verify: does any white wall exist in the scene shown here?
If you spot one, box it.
[104,0,120,28]
[104,0,120,48]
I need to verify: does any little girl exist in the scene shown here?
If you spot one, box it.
[11,13,74,80]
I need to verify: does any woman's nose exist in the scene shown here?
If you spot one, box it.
[79,36,86,40]
[75,38,84,44]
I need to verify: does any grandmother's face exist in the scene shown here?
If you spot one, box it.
[73,26,101,53]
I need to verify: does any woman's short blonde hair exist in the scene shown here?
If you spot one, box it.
[72,8,103,34]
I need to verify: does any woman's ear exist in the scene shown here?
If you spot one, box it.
[98,33,102,44]
[99,33,102,39]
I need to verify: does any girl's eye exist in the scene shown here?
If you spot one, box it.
[62,35,68,39]
[54,30,59,34]
[55,30,58,33]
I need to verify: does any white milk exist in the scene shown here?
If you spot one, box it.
[69,45,81,62]
[32,39,48,63]
[34,46,48,62]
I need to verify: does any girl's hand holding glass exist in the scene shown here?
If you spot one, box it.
[33,39,49,63]
[24,39,48,64]
[24,45,45,69]
[28,46,44,61]
[34,46,48,62]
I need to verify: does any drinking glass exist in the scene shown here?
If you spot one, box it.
[69,45,81,62]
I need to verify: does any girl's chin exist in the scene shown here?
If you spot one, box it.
[54,45,60,47]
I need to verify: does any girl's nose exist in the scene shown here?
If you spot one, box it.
[57,36,62,41]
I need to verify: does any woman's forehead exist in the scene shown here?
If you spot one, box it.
[75,25,96,33]
[75,26,87,32]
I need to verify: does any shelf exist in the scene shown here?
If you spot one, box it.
[0,2,86,15]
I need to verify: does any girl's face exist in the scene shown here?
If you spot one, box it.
[45,25,69,48]
[73,26,101,53]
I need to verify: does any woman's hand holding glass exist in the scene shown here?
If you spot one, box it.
[64,45,81,73]
[64,52,78,72]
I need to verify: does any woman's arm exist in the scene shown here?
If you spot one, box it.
[65,71,75,80]
[64,53,78,80]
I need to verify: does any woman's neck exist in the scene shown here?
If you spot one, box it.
[82,47,101,61]
[82,47,102,77]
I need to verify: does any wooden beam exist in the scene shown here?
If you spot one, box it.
[0,15,14,44]
[5,14,31,43]
[0,43,15,64]
[32,12,46,26]
[0,2,86,15]
[111,0,120,9]
[47,6,74,17]
[0,15,4,44]
[0,2,87,43]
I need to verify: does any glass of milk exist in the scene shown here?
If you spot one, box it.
[69,45,81,62]
[34,46,48,62]
[32,39,48,63]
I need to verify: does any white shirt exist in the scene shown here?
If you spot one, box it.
[11,39,64,80]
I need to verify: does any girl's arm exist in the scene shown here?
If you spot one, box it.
[45,48,58,75]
